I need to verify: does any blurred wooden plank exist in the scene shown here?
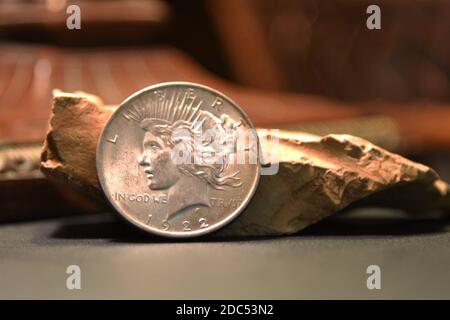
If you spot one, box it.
[1,44,450,154]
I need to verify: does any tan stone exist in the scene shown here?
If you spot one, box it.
[41,91,450,236]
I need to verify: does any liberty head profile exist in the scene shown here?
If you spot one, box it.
[126,89,243,220]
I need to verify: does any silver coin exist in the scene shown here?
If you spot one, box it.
[97,82,260,238]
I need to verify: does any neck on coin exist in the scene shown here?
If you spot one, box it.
[165,174,210,220]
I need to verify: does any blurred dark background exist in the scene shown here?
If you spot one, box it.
[1,0,450,142]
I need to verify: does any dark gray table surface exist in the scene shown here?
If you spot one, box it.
[0,208,449,299]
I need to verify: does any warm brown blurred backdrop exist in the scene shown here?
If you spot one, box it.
[1,0,450,221]
[0,0,449,152]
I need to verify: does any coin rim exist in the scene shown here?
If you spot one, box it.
[97,81,261,238]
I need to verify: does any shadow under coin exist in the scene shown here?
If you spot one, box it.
[49,210,450,243]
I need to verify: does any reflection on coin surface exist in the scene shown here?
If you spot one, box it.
[97,82,260,237]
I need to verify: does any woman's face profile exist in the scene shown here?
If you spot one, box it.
[138,131,181,190]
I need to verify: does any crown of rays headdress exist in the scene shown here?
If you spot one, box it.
[123,89,207,131]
